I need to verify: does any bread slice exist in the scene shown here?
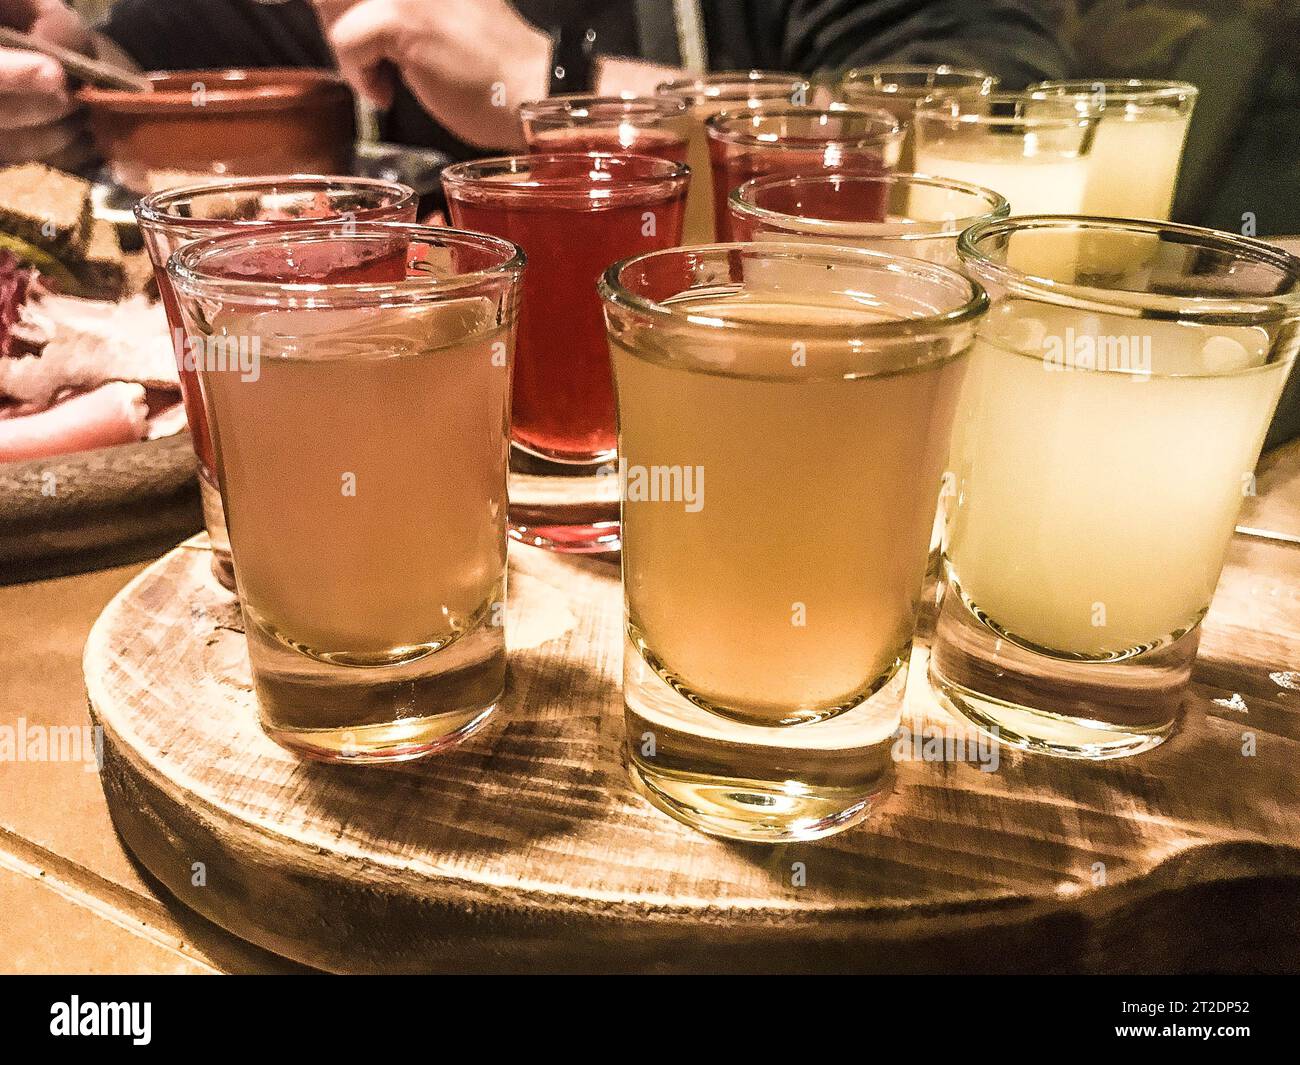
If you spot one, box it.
[72,218,133,299]
[0,163,93,256]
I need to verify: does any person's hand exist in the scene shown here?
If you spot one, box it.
[0,0,94,167]
[313,0,551,148]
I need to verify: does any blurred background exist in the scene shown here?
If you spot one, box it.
[51,0,1300,236]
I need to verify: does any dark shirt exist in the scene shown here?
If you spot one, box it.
[101,0,1073,160]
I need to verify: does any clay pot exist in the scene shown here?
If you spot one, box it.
[79,68,356,194]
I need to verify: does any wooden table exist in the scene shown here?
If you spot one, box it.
[3,438,1299,974]
[0,561,310,972]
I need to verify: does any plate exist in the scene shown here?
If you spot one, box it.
[0,430,200,581]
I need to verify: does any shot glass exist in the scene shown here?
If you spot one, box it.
[600,242,987,841]
[837,64,998,170]
[519,94,688,161]
[167,223,522,763]
[705,107,903,239]
[729,171,1008,267]
[931,216,1300,759]
[137,175,417,590]
[913,93,1098,215]
[443,153,688,553]
[1028,80,1198,218]
[655,71,810,244]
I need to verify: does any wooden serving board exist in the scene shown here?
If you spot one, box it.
[84,529,1300,974]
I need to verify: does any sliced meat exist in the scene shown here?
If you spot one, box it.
[145,398,189,440]
[0,381,149,463]
[0,249,32,357]
[0,293,176,406]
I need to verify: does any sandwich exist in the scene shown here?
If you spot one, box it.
[0,163,151,300]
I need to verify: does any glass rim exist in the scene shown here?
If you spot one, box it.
[134,173,418,230]
[440,151,690,196]
[1029,78,1199,108]
[704,106,901,147]
[655,69,810,103]
[166,220,524,309]
[518,94,686,121]
[729,170,1009,239]
[958,215,1300,326]
[598,240,989,345]
[840,64,996,93]
[915,91,1099,130]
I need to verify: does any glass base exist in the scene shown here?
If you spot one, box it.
[928,581,1190,760]
[199,474,237,591]
[509,514,620,553]
[627,758,877,842]
[624,634,898,842]
[244,596,506,764]
[263,702,496,764]
[508,444,620,553]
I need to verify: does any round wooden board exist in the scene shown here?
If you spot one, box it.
[85,534,1300,973]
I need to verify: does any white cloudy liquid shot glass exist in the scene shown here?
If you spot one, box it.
[931,216,1300,758]
[1028,79,1197,219]
[913,93,1098,215]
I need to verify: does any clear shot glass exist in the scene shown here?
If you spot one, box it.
[519,94,688,161]
[600,242,987,840]
[137,175,417,590]
[167,222,523,763]
[837,64,998,169]
[655,71,811,243]
[729,170,1008,267]
[704,107,902,239]
[443,152,688,553]
[931,216,1300,759]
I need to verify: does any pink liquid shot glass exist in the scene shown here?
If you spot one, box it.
[519,95,688,162]
[705,108,902,240]
[442,152,688,553]
[136,175,417,590]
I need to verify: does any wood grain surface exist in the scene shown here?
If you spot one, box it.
[84,521,1300,974]
[0,560,311,974]
[1240,437,1300,541]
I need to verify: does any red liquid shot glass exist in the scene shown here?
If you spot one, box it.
[442,153,688,552]
[705,108,902,240]
[136,176,417,589]
[519,95,688,162]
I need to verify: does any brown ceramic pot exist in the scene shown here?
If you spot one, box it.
[79,68,356,194]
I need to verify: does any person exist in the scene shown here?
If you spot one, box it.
[0,0,1073,168]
